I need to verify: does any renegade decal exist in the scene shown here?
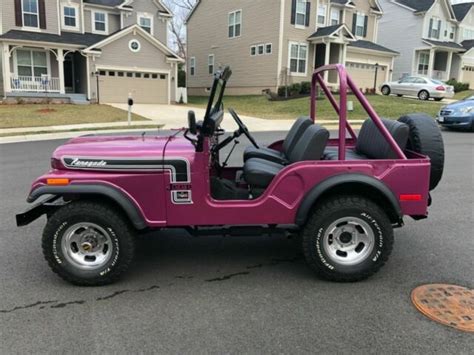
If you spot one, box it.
[62,156,190,183]
[61,156,192,204]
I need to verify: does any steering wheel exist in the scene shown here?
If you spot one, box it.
[228,108,259,149]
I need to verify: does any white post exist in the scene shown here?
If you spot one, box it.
[2,43,11,93]
[57,48,65,94]
[428,48,435,78]
[324,42,331,82]
[445,51,453,81]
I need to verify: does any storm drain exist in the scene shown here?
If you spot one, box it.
[411,284,474,333]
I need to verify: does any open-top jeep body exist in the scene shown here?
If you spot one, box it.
[17,65,444,286]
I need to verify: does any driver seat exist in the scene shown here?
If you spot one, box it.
[244,124,329,195]
[243,116,312,165]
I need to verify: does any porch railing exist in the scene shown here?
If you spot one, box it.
[10,75,61,93]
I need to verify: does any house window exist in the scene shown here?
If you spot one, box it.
[289,42,307,75]
[93,11,107,33]
[355,13,366,37]
[296,0,307,27]
[16,49,47,77]
[250,46,256,56]
[429,18,441,39]
[190,57,195,76]
[450,26,455,40]
[22,0,39,28]
[228,10,242,38]
[266,43,272,54]
[208,54,215,74]
[317,5,326,25]
[138,13,153,34]
[257,44,264,55]
[62,5,78,30]
[330,8,340,26]
[418,52,430,75]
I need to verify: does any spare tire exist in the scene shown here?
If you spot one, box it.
[398,114,444,191]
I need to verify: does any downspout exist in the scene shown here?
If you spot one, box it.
[276,0,285,92]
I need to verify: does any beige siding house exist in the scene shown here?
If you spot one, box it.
[0,0,184,104]
[186,0,398,95]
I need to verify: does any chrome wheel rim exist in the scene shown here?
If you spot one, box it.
[382,87,389,95]
[322,217,375,266]
[419,91,428,100]
[61,222,113,270]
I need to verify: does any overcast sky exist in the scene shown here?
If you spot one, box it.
[451,0,472,4]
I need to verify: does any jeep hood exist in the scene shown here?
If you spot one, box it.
[52,134,195,168]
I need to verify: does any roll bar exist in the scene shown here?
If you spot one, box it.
[310,64,407,160]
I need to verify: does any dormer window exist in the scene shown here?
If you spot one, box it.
[22,0,39,28]
[62,4,79,30]
[93,11,108,34]
[138,13,153,35]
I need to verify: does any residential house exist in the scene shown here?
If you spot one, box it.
[452,1,474,85]
[0,0,184,104]
[186,0,398,95]
[378,0,474,87]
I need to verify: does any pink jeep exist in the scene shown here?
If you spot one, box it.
[16,65,444,286]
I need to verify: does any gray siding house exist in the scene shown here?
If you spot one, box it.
[378,0,474,86]
[186,0,399,95]
[0,0,184,104]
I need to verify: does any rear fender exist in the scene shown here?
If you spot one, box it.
[295,174,402,226]
[24,184,148,230]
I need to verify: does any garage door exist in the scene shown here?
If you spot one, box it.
[462,66,474,89]
[98,70,169,104]
[346,62,387,92]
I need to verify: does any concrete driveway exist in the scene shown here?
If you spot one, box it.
[110,103,297,132]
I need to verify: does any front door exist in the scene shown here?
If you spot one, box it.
[64,54,74,93]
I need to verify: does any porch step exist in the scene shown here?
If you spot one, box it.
[68,94,89,105]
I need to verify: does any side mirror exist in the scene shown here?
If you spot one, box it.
[188,110,197,135]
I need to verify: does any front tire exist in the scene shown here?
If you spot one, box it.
[42,201,136,286]
[381,86,391,96]
[301,196,393,282]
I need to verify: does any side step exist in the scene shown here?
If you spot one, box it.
[185,225,299,237]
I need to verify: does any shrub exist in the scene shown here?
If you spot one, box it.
[299,81,311,95]
[289,83,301,96]
[446,79,470,93]
[178,69,186,87]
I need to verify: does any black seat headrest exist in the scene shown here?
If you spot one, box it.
[288,124,330,163]
[356,118,409,159]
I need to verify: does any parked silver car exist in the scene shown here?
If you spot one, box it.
[380,76,454,101]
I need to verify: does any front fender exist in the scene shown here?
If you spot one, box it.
[25,184,148,230]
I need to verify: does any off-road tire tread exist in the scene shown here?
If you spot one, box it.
[398,113,445,190]
[302,195,394,282]
[42,201,135,286]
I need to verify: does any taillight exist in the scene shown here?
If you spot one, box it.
[435,85,445,91]
[400,194,422,202]
[51,158,63,169]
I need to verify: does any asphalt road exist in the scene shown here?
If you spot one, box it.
[0,130,473,353]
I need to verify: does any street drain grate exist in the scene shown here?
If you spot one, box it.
[411,284,474,333]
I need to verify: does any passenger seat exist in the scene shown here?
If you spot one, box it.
[244,124,329,192]
[324,118,409,160]
[243,116,312,164]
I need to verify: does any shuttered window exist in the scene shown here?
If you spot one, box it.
[355,13,366,37]
[22,0,39,28]
[429,18,441,39]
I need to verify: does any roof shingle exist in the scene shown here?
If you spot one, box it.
[462,40,474,51]
[308,24,344,39]
[349,40,399,54]
[452,2,474,21]
[395,0,434,12]
[423,38,465,50]
[0,30,108,47]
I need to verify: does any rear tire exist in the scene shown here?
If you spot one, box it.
[434,98,443,102]
[418,90,430,100]
[301,195,393,282]
[398,113,445,190]
[381,86,391,96]
[42,201,136,286]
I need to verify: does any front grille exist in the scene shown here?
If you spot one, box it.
[440,110,452,116]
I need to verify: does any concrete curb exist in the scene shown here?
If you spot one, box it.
[1,121,155,134]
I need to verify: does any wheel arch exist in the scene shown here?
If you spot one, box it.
[27,184,148,230]
[295,174,402,226]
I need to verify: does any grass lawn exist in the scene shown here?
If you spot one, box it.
[0,104,149,129]
[188,94,445,120]
[453,90,474,100]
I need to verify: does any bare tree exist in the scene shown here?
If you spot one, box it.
[163,0,197,59]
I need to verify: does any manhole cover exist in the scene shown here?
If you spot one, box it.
[411,284,474,333]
